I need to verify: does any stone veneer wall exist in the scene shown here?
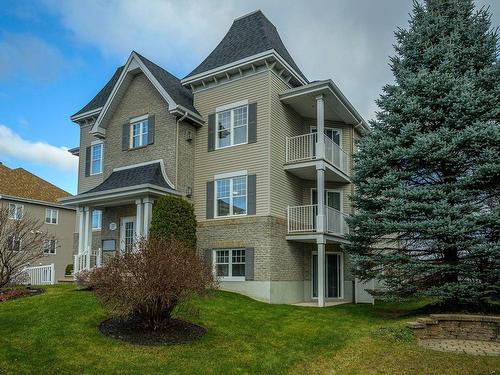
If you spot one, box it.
[408,315,500,342]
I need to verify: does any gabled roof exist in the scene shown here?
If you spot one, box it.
[184,10,307,82]
[84,162,173,194]
[72,52,199,122]
[0,162,71,203]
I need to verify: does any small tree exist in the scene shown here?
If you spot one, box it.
[0,206,51,288]
[149,195,197,248]
[88,237,216,330]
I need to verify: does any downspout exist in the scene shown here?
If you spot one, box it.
[175,110,189,191]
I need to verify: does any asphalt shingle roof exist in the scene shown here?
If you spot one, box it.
[84,162,173,194]
[72,53,199,118]
[185,10,307,82]
[0,163,71,203]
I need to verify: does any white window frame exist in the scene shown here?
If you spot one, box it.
[213,249,246,281]
[214,172,248,218]
[45,208,58,225]
[43,239,57,255]
[129,115,149,149]
[310,188,343,213]
[215,100,249,150]
[8,203,24,220]
[90,141,103,176]
[92,209,102,231]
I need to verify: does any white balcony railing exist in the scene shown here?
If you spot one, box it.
[74,248,102,275]
[287,204,349,236]
[285,133,349,174]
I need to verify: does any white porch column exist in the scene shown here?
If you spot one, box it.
[316,164,326,233]
[77,207,85,254]
[83,207,91,253]
[316,94,325,159]
[317,240,326,307]
[135,198,143,239]
[143,197,154,238]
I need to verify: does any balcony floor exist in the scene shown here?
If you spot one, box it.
[286,232,349,244]
[284,160,350,183]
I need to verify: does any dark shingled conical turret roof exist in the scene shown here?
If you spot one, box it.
[185,10,307,82]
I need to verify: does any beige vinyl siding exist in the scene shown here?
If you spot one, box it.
[77,124,103,194]
[193,71,271,221]
[269,72,304,218]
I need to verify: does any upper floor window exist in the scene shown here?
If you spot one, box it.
[91,142,103,175]
[44,239,57,255]
[45,208,58,225]
[9,236,21,252]
[215,175,247,217]
[130,118,149,149]
[8,203,24,220]
[92,210,102,231]
[216,105,248,149]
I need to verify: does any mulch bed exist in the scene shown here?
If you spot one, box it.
[0,287,43,302]
[99,316,206,346]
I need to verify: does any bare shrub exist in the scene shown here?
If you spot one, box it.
[88,237,216,330]
[0,206,52,288]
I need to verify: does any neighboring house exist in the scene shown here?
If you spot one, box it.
[0,162,76,283]
[61,10,372,306]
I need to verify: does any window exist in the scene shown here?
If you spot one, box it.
[8,203,24,220]
[45,208,58,224]
[9,236,21,252]
[214,249,246,280]
[92,210,102,231]
[44,239,57,255]
[91,143,103,175]
[216,105,248,149]
[215,175,247,217]
[130,119,149,148]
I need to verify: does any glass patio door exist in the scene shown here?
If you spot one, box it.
[311,190,341,211]
[312,253,342,299]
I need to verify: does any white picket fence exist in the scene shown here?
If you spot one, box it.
[24,264,55,285]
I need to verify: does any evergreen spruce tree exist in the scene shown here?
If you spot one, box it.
[347,0,499,307]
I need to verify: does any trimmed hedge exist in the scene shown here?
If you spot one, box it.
[149,195,197,248]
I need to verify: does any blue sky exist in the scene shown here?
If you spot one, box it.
[0,0,498,195]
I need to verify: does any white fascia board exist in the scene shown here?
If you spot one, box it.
[181,50,307,87]
[70,107,102,122]
[0,194,76,210]
[90,52,178,135]
[169,105,204,126]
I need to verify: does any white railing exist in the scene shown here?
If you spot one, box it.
[287,204,349,236]
[326,206,349,236]
[285,133,317,163]
[287,204,317,233]
[285,133,349,175]
[24,264,55,285]
[324,134,349,174]
[74,248,102,275]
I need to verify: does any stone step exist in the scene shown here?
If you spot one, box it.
[406,321,425,329]
[417,317,438,325]
[58,276,75,283]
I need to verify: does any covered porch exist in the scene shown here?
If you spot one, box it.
[59,161,179,273]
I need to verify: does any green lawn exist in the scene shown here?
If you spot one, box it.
[0,285,498,374]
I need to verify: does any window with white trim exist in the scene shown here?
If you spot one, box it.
[44,239,57,254]
[45,208,58,225]
[214,249,246,280]
[8,203,24,220]
[90,143,103,175]
[130,119,149,148]
[215,175,247,217]
[92,210,102,231]
[216,105,248,149]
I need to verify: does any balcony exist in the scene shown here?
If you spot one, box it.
[285,133,350,183]
[287,204,349,242]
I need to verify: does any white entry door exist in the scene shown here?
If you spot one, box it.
[120,216,136,252]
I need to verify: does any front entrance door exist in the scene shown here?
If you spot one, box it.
[312,253,343,299]
[120,216,136,252]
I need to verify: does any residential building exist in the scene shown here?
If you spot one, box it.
[0,162,76,282]
[61,10,371,306]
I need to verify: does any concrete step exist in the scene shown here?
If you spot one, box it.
[406,321,425,329]
[417,317,438,325]
[58,276,75,283]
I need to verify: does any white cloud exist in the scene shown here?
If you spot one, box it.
[0,33,65,82]
[42,0,499,121]
[0,125,78,173]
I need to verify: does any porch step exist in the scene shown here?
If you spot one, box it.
[417,317,438,325]
[58,276,75,283]
[406,321,425,329]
